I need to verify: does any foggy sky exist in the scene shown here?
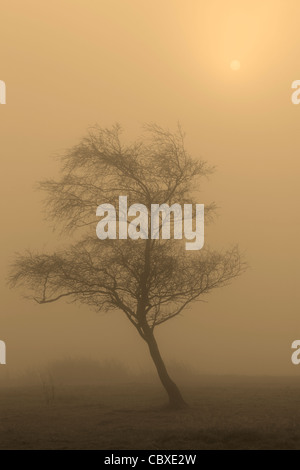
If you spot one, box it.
[1,0,299,376]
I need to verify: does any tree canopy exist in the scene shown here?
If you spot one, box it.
[9,124,245,407]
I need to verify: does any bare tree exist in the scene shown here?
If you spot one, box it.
[9,124,245,409]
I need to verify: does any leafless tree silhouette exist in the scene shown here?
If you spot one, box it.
[9,124,245,408]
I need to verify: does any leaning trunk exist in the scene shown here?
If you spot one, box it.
[144,330,187,409]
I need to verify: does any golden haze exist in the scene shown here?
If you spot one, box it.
[0,0,299,377]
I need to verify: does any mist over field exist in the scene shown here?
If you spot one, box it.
[0,359,300,450]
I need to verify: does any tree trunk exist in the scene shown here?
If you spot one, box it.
[144,330,187,409]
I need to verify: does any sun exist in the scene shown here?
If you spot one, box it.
[230,60,241,71]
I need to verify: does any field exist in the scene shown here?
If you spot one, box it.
[0,375,300,450]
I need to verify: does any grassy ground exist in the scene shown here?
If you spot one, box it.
[0,377,299,450]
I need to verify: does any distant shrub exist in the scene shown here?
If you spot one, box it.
[45,357,130,386]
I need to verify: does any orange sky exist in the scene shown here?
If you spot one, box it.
[1,0,300,376]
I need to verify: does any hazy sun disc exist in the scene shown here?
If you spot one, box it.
[230,60,241,71]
